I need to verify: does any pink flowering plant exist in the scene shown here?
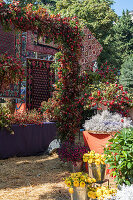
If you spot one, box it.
[7,109,45,126]
[85,82,133,117]
[0,53,24,92]
[58,141,89,166]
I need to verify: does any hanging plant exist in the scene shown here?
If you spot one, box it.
[0,53,24,92]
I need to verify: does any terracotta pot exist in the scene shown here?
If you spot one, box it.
[83,131,113,154]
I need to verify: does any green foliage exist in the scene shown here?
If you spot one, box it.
[119,54,133,93]
[55,0,117,65]
[5,0,43,7]
[4,0,57,10]
[112,10,133,66]
[0,104,14,134]
[104,128,133,186]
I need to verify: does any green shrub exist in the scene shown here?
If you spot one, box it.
[0,104,13,134]
[104,128,133,186]
[119,55,133,93]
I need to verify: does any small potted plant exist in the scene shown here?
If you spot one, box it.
[64,172,96,200]
[58,141,89,172]
[83,150,106,182]
[83,110,133,153]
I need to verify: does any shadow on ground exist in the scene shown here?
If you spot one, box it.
[39,186,71,200]
[0,153,70,190]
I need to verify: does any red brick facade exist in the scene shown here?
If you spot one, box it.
[0,24,15,56]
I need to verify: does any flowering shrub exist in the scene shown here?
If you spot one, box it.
[85,82,133,117]
[97,62,118,83]
[0,53,24,92]
[58,141,89,166]
[0,104,13,134]
[41,91,61,121]
[83,150,106,165]
[87,186,116,199]
[7,109,45,126]
[104,128,133,186]
[64,172,96,192]
[83,110,133,133]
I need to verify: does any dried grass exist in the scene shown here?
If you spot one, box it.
[0,133,116,200]
[0,154,70,200]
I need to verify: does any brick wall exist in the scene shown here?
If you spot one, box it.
[0,24,15,56]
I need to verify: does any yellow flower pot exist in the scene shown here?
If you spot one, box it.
[88,163,106,182]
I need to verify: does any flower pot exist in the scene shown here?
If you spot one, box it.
[83,131,113,154]
[71,186,87,200]
[69,161,83,172]
[88,163,106,182]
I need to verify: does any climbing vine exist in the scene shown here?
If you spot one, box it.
[0,1,83,142]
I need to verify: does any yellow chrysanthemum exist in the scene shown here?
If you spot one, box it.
[87,177,92,183]
[95,153,100,159]
[77,172,82,177]
[73,181,79,187]
[69,187,74,194]
[96,188,103,197]
[80,175,85,181]
[95,159,101,165]
[90,150,95,155]
[101,160,105,165]
[83,153,89,157]
[103,190,110,196]
[80,181,85,188]
[66,180,71,187]
[74,178,79,182]
[91,178,96,183]
[88,158,93,164]
[88,191,97,199]
[83,157,88,162]
[110,188,117,194]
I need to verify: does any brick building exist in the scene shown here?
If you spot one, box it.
[0,24,15,56]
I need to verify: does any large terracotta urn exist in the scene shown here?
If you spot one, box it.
[83,131,113,154]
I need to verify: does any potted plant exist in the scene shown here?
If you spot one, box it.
[58,141,89,172]
[83,150,106,182]
[83,110,133,153]
[104,128,133,186]
[64,172,96,200]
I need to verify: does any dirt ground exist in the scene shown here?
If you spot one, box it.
[0,153,71,200]
[0,152,116,200]
[0,134,116,200]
